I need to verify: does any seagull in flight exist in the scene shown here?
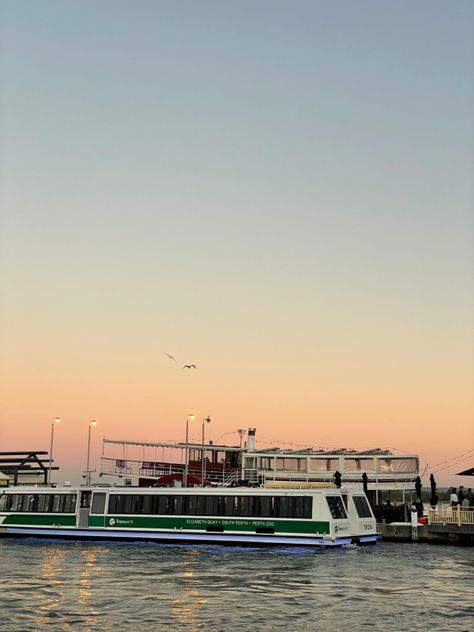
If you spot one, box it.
[182,364,197,369]
[165,354,176,361]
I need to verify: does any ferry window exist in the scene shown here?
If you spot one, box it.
[310,459,327,471]
[167,496,177,514]
[358,459,375,472]
[194,495,207,515]
[37,495,51,512]
[141,495,151,514]
[8,495,16,511]
[61,494,74,513]
[294,497,304,518]
[28,494,38,512]
[272,497,285,517]
[19,494,35,512]
[224,496,237,516]
[91,493,106,514]
[255,496,270,517]
[14,495,24,512]
[156,495,168,515]
[303,497,312,518]
[280,458,306,472]
[204,495,216,516]
[80,491,92,509]
[14,494,28,512]
[174,496,185,515]
[123,495,135,514]
[186,495,196,515]
[239,495,254,517]
[392,458,417,473]
[16,495,27,512]
[258,457,272,470]
[134,495,144,514]
[353,496,372,518]
[51,495,60,512]
[343,459,359,472]
[109,495,118,513]
[326,496,347,519]
[0,495,8,511]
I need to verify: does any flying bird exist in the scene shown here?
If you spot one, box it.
[182,364,197,369]
[165,354,176,361]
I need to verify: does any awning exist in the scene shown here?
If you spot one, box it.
[456,467,474,476]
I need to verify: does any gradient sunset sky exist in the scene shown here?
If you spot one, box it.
[0,1,472,486]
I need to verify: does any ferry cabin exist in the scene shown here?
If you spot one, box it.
[0,486,377,548]
[100,433,419,504]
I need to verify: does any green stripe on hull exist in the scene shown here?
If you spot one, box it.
[3,514,76,527]
[2,514,330,534]
[89,515,330,534]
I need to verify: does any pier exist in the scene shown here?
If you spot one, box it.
[379,506,474,545]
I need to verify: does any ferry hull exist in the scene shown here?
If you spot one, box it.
[0,526,352,548]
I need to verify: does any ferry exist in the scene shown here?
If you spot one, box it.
[0,485,377,548]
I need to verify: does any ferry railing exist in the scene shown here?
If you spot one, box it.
[428,506,474,527]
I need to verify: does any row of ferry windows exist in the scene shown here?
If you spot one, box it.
[249,457,418,473]
[0,493,366,520]
[0,494,77,513]
[108,494,313,519]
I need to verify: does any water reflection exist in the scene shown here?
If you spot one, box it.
[37,545,65,614]
[1,541,473,632]
[78,546,104,623]
[169,548,208,630]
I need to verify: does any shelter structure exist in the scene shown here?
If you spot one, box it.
[0,452,57,486]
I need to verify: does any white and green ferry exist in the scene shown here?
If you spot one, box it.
[0,485,377,548]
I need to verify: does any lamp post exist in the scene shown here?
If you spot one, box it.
[86,420,98,486]
[201,417,211,487]
[183,414,195,487]
[48,417,61,485]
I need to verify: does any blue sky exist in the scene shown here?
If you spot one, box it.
[0,1,472,483]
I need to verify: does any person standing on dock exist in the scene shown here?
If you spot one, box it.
[450,488,458,507]
[468,489,474,507]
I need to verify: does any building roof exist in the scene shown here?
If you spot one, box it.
[456,467,474,476]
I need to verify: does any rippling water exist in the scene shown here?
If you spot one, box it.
[1,539,473,631]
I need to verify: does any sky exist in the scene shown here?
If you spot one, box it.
[0,0,472,487]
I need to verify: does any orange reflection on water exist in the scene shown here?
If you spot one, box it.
[78,546,104,619]
[37,545,66,615]
[168,549,208,630]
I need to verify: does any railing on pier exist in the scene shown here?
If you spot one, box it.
[428,506,474,527]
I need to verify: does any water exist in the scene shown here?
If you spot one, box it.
[0,540,473,631]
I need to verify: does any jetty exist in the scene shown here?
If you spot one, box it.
[380,506,474,544]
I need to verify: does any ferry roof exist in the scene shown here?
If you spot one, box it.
[103,438,243,451]
[248,448,418,458]
[103,438,417,458]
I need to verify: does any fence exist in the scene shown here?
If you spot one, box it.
[428,506,474,527]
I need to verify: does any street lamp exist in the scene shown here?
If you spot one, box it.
[48,417,61,485]
[86,420,98,486]
[201,417,211,487]
[183,414,195,487]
